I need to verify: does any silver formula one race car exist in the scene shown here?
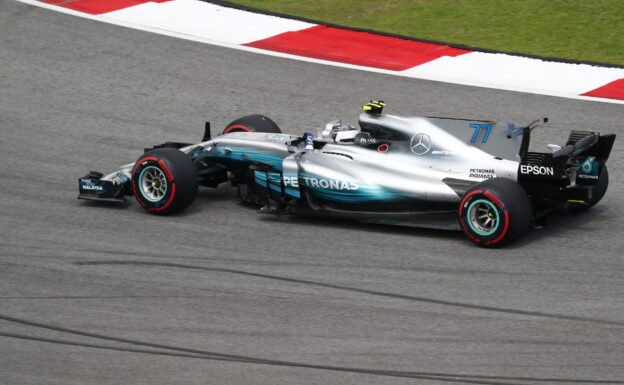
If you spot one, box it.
[79,101,615,247]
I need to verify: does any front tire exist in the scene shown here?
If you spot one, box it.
[132,148,198,215]
[459,178,532,247]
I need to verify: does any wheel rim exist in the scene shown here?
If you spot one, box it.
[139,166,168,202]
[467,199,500,236]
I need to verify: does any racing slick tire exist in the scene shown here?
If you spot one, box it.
[459,178,532,247]
[132,148,198,215]
[570,165,609,213]
[222,115,281,135]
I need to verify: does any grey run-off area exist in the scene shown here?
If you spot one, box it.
[1,1,623,384]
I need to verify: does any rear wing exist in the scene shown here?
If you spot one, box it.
[517,127,615,207]
[518,127,615,184]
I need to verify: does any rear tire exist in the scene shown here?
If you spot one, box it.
[222,115,281,135]
[222,115,282,187]
[459,178,532,247]
[132,148,198,215]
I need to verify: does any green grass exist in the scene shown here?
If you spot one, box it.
[229,0,624,66]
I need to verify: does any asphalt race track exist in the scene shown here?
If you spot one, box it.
[1,2,624,384]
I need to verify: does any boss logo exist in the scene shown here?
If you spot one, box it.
[520,165,554,176]
[359,137,377,145]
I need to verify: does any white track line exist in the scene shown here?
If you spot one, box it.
[16,0,624,105]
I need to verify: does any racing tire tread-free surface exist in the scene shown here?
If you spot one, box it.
[459,178,532,247]
[132,148,199,215]
[222,114,282,134]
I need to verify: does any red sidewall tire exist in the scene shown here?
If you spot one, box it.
[222,115,281,135]
[132,157,176,212]
[132,148,198,215]
[223,125,252,134]
[459,178,532,247]
[459,189,510,247]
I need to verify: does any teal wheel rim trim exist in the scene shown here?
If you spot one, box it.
[467,199,500,236]
[139,166,168,202]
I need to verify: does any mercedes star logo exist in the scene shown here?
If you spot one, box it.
[410,133,432,155]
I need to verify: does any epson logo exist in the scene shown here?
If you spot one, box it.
[520,165,554,176]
